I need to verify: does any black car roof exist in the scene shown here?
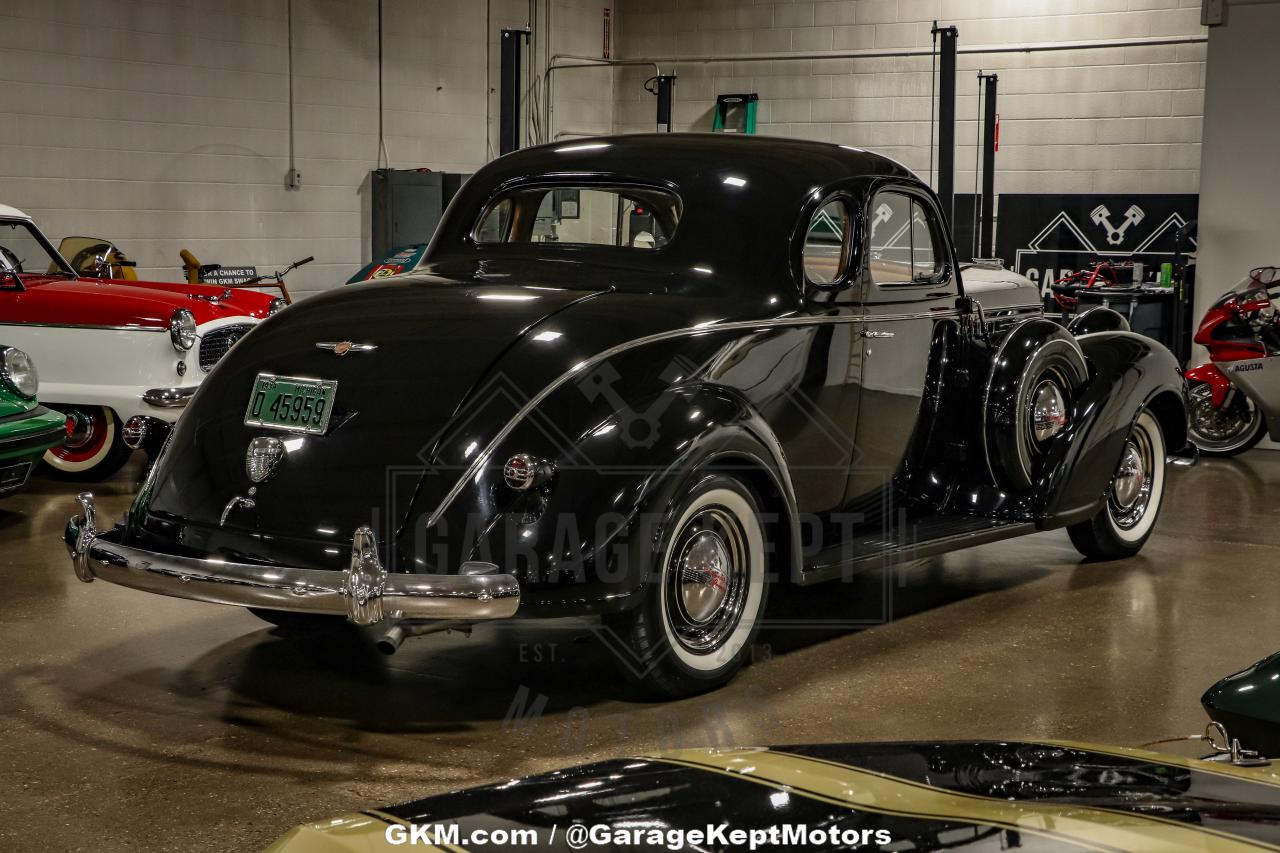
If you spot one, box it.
[486,133,917,189]
[427,134,923,291]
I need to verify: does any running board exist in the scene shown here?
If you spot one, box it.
[798,518,1038,586]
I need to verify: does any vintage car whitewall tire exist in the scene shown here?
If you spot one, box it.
[1068,409,1166,559]
[43,405,132,481]
[605,475,768,698]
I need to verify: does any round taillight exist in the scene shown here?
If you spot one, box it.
[503,454,553,491]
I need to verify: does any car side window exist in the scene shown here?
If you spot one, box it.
[868,190,949,287]
[802,199,851,285]
[868,192,913,285]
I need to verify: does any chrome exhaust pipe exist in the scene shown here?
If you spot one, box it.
[375,622,407,655]
[375,619,472,655]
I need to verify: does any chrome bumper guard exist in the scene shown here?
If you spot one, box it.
[64,494,520,625]
[142,386,197,408]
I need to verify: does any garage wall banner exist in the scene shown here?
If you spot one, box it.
[954,194,1199,293]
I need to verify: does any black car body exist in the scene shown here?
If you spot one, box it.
[67,134,1189,695]
[267,740,1280,851]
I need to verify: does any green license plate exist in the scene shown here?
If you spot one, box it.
[243,373,337,435]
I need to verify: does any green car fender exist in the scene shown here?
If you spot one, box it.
[0,349,66,493]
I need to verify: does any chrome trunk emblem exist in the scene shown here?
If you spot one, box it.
[316,341,377,356]
[245,436,286,483]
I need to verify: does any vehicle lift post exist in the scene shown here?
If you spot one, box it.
[932,23,959,229]
[653,75,677,132]
[979,72,998,259]
[499,29,530,155]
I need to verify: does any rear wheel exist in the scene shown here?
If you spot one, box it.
[604,475,769,698]
[43,405,132,481]
[1188,383,1265,457]
[1068,409,1166,560]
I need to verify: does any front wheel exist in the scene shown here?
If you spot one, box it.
[1188,383,1266,457]
[604,474,769,698]
[43,405,133,481]
[1068,409,1167,560]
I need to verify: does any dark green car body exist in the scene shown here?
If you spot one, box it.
[1204,650,1280,759]
[0,371,64,496]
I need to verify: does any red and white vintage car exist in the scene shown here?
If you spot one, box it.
[0,204,282,479]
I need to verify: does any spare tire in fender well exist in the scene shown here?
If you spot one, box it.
[983,319,1089,491]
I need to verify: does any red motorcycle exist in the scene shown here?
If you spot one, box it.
[1186,266,1280,455]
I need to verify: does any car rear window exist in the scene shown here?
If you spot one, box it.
[473,186,680,250]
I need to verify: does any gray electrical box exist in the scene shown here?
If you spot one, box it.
[370,169,469,261]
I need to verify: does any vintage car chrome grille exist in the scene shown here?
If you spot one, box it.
[199,324,254,371]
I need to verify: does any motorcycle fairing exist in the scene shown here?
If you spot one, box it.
[1218,355,1280,440]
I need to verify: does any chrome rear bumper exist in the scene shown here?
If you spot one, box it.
[64,494,520,625]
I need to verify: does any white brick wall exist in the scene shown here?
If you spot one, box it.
[612,0,1208,197]
[0,0,611,298]
[0,0,1210,298]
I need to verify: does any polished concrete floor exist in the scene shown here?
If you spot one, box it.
[3,454,1279,850]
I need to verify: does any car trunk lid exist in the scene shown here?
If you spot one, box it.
[135,276,598,564]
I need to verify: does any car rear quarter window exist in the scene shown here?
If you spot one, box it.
[803,199,852,285]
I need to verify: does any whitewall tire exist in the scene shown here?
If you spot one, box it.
[605,474,770,698]
[43,405,132,481]
[1068,410,1166,559]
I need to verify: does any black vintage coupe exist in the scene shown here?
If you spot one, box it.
[66,135,1190,696]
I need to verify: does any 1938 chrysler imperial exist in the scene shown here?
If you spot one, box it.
[66,135,1190,697]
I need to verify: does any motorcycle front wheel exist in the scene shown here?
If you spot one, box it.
[1188,382,1266,457]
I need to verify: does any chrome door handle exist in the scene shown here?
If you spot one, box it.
[862,330,895,338]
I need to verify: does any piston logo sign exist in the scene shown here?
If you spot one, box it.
[962,193,1199,294]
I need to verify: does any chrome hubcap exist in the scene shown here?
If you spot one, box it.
[1031,380,1068,443]
[63,410,97,450]
[665,507,748,654]
[679,530,731,623]
[1109,426,1155,529]
[1112,443,1145,508]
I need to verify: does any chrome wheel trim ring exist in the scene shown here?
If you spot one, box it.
[1188,384,1261,451]
[664,506,749,654]
[1108,420,1156,531]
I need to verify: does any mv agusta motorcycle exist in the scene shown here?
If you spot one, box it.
[1186,267,1280,456]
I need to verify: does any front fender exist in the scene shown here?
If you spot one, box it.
[1185,361,1230,407]
[1039,331,1186,525]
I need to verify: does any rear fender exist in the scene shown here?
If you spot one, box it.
[417,385,799,615]
[1038,332,1186,525]
[1067,306,1130,336]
